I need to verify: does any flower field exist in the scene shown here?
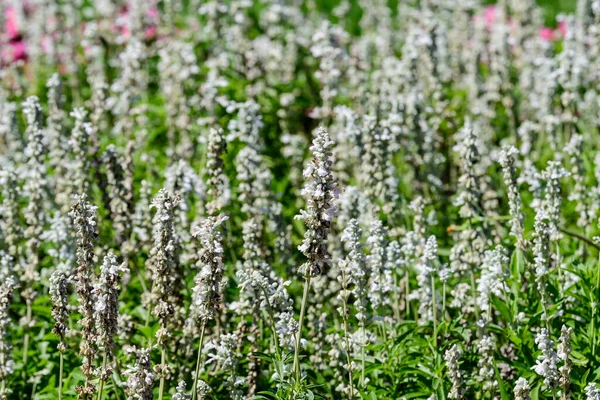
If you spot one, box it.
[1,1,600,399]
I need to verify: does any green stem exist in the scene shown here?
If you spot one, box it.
[470,271,479,322]
[595,252,600,358]
[22,299,32,383]
[22,332,29,366]
[293,277,312,383]
[130,257,148,293]
[393,274,400,322]
[515,247,521,279]
[405,274,411,319]
[191,322,207,400]
[262,287,289,388]
[225,219,237,264]
[23,301,32,366]
[555,242,562,287]
[340,275,355,399]
[58,351,64,400]
[431,275,437,346]
[514,249,522,311]
[361,325,366,388]
[158,346,166,400]
[97,352,108,400]
[467,218,480,324]
[262,289,282,361]
[541,283,550,332]
[111,356,126,400]
[442,283,446,323]
[559,226,600,251]
[593,305,596,358]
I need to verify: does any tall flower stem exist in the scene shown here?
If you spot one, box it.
[262,287,290,389]
[58,352,64,400]
[405,275,411,319]
[442,282,447,322]
[292,127,338,387]
[293,277,312,382]
[97,352,108,400]
[191,322,207,400]
[341,280,355,399]
[594,303,597,358]
[540,279,550,332]
[470,270,479,321]
[22,301,32,366]
[467,219,480,323]
[361,327,366,388]
[431,275,437,346]
[594,252,600,357]
[262,289,282,361]
[158,347,167,400]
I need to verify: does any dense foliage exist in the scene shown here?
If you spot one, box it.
[1,1,600,400]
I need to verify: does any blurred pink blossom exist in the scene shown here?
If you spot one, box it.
[5,6,20,40]
[2,41,27,63]
[145,25,157,39]
[473,6,499,27]
[558,21,567,37]
[114,6,159,41]
[539,27,556,41]
[474,6,516,31]
[147,7,158,19]
[484,5,497,25]
[2,6,27,63]
[472,4,567,43]
[539,21,567,42]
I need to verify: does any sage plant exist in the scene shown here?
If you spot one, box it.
[293,127,338,382]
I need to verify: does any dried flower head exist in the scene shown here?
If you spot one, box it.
[147,189,181,344]
[191,214,228,324]
[94,252,127,375]
[295,127,339,277]
[69,193,99,398]
[49,269,70,353]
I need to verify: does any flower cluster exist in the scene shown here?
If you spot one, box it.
[296,127,339,278]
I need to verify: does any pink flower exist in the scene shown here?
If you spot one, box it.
[539,27,556,41]
[5,6,20,40]
[120,26,131,38]
[473,6,509,31]
[12,41,26,60]
[41,36,53,54]
[2,40,27,63]
[558,21,567,37]
[147,7,158,19]
[145,26,157,40]
[113,6,159,41]
[484,6,497,25]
